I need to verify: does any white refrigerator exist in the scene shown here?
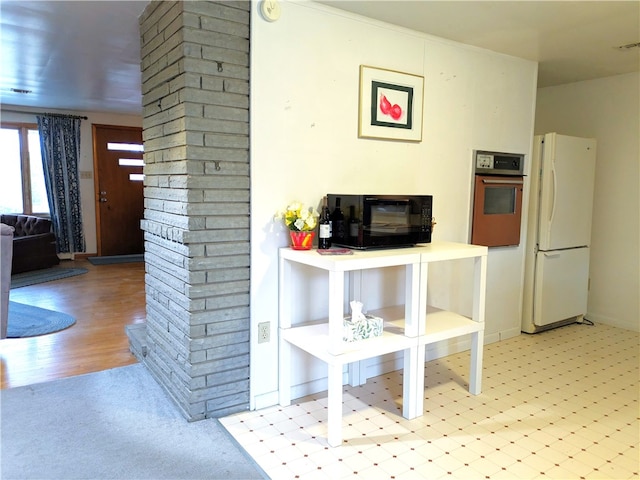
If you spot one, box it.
[522,133,597,333]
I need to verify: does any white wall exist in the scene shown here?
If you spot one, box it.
[1,106,142,254]
[250,1,537,408]
[535,72,640,332]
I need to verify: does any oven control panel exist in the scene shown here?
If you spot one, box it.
[474,150,524,176]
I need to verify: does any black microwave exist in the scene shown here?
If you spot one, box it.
[327,194,433,249]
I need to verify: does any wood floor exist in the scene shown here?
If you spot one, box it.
[1,259,146,389]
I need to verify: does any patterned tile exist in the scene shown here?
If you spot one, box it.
[221,324,639,479]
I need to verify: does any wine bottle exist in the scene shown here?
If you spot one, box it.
[331,197,346,243]
[318,196,332,249]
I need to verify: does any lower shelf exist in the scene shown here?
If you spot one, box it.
[280,320,415,366]
[280,304,483,366]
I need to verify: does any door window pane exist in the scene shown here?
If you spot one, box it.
[0,129,24,213]
[107,142,144,152]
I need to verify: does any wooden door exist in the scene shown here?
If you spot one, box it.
[92,125,144,256]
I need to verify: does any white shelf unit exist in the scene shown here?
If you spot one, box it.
[278,241,487,447]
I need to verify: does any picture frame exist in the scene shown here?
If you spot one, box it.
[358,65,424,142]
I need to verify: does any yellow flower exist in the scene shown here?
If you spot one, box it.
[276,201,318,231]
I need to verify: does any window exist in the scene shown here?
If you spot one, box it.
[108,142,145,182]
[0,124,49,215]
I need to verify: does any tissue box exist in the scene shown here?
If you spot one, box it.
[342,314,383,342]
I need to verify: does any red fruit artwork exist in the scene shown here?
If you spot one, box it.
[390,104,402,120]
[379,94,403,121]
[379,94,391,114]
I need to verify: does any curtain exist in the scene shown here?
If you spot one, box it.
[37,115,85,253]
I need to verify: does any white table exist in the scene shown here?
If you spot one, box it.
[278,241,487,446]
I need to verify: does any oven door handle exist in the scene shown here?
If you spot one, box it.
[481,179,524,185]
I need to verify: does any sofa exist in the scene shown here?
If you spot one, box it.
[1,223,13,338]
[0,214,59,274]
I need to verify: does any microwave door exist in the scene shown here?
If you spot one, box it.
[369,201,409,224]
[368,224,412,235]
[327,194,432,248]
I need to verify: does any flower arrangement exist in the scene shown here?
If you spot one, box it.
[275,201,318,232]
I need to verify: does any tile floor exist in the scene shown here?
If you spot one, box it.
[221,323,639,479]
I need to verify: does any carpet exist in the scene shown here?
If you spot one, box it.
[10,267,88,289]
[0,364,267,480]
[6,301,76,338]
[87,254,144,265]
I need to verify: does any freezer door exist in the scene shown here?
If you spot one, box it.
[533,247,590,327]
[538,133,596,250]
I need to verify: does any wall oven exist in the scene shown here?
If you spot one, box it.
[471,151,525,247]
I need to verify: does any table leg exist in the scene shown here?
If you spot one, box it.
[278,334,291,406]
[402,344,425,418]
[327,362,343,447]
[469,330,483,395]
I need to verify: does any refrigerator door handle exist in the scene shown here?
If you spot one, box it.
[549,166,557,222]
[543,252,561,258]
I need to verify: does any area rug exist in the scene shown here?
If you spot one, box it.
[0,364,267,479]
[10,267,88,289]
[87,254,144,265]
[6,301,76,338]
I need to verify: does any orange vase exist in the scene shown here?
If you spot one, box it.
[289,231,315,250]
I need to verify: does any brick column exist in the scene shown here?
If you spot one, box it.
[135,0,250,420]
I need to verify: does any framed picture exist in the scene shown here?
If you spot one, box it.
[358,65,424,142]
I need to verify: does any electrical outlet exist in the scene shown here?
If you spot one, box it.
[258,322,270,343]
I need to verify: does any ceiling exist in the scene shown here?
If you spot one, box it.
[1,1,638,116]
[0,0,148,115]
[324,1,640,87]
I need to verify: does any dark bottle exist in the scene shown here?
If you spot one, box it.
[331,197,346,243]
[318,196,332,249]
[349,205,359,239]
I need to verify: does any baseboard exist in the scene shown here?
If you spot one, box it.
[72,253,97,259]
[252,391,281,410]
[586,312,639,332]
[499,327,521,341]
[57,252,97,260]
